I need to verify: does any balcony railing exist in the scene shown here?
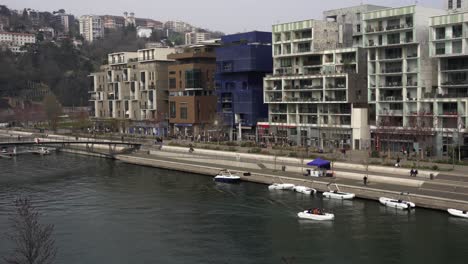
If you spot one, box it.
[380,96,403,101]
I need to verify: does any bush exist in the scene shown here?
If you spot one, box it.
[226,141,238,147]
[370,150,380,158]
[288,152,298,158]
[248,147,262,154]
[260,150,270,155]
[227,147,238,152]
[240,141,256,148]
[432,165,439,171]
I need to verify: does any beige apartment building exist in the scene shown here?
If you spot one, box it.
[89,48,175,136]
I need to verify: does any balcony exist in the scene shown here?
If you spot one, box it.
[379,110,403,116]
[380,96,403,102]
[381,68,403,74]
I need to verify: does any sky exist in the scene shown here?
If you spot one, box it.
[3,0,443,33]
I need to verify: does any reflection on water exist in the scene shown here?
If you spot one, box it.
[0,154,468,264]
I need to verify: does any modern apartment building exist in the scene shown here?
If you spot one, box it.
[54,11,73,33]
[79,15,104,42]
[89,48,176,136]
[215,31,273,141]
[260,19,371,150]
[323,4,388,47]
[429,11,468,157]
[164,21,193,33]
[362,5,445,155]
[167,45,217,137]
[0,32,36,53]
[185,31,211,45]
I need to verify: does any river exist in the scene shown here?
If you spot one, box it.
[0,154,467,263]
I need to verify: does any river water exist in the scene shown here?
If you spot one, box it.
[0,154,467,263]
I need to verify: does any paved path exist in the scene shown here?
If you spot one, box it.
[128,150,468,204]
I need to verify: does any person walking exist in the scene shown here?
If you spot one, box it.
[363,175,368,186]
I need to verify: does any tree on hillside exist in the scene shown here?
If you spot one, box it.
[43,94,62,131]
[3,197,57,264]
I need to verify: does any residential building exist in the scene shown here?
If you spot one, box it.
[54,11,73,33]
[89,48,176,136]
[429,11,468,157]
[102,15,125,29]
[167,44,218,136]
[323,4,389,47]
[362,5,445,155]
[79,15,104,42]
[215,31,273,141]
[137,26,153,38]
[136,18,163,30]
[260,19,371,150]
[164,21,193,33]
[0,32,36,53]
[185,31,211,45]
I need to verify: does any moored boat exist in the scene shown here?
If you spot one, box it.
[268,183,295,191]
[323,191,355,200]
[379,197,415,210]
[448,208,468,218]
[297,210,334,221]
[293,186,317,195]
[213,170,241,183]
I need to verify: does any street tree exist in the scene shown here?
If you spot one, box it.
[43,94,62,131]
[3,197,57,264]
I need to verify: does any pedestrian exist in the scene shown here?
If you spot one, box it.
[121,135,124,142]
[363,175,368,185]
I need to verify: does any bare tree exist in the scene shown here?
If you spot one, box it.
[4,197,57,264]
[43,94,62,131]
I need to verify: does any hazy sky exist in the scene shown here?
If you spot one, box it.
[3,0,443,33]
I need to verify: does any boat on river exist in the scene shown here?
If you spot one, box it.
[268,183,295,191]
[213,170,241,183]
[297,210,334,221]
[448,209,468,218]
[293,186,316,195]
[323,191,355,200]
[379,197,415,210]
[33,147,51,155]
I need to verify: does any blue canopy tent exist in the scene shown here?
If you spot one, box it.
[307,158,331,170]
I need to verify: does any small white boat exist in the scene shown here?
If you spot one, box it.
[213,170,241,183]
[448,208,468,218]
[293,186,317,195]
[323,191,355,200]
[379,197,415,210]
[268,183,295,191]
[34,147,51,155]
[297,210,334,221]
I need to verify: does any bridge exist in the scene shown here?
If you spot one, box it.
[0,136,142,157]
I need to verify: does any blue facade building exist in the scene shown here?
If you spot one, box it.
[215,31,273,140]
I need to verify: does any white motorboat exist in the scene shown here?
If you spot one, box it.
[293,186,317,195]
[448,209,468,218]
[379,197,415,210]
[323,191,355,200]
[34,147,51,155]
[213,170,241,183]
[268,183,295,191]
[297,210,334,221]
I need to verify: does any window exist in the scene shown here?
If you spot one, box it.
[436,43,446,55]
[453,40,462,54]
[449,0,453,9]
[185,70,201,88]
[357,24,361,33]
[457,0,461,8]
[180,103,188,119]
[169,78,176,89]
[169,102,176,118]
[453,25,462,38]
[435,27,446,40]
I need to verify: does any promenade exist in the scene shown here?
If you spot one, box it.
[2,128,468,211]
